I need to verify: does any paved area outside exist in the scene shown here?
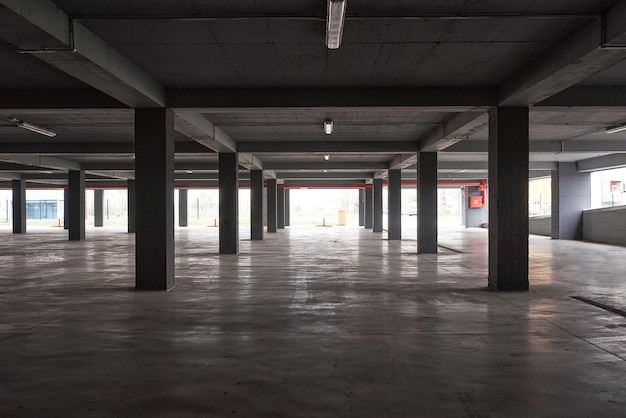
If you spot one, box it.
[1,226,626,417]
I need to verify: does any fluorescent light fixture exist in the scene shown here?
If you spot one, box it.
[605,124,626,134]
[9,117,56,137]
[326,0,347,49]
[185,170,193,174]
[324,120,333,135]
[324,154,330,161]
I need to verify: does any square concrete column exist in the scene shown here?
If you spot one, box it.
[250,170,264,240]
[135,108,174,291]
[277,186,285,229]
[63,188,69,230]
[127,179,135,233]
[417,152,437,253]
[373,179,383,232]
[68,170,85,241]
[219,153,239,254]
[488,107,529,291]
[388,169,402,240]
[267,178,277,233]
[94,189,104,227]
[364,186,373,229]
[551,162,590,240]
[178,188,188,227]
[285,189,291,227]
[12,179,26,234]
[358,189,365,226]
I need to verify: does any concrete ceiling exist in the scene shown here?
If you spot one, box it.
[0,0,626,186]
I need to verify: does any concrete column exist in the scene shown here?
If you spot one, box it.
[284,189,291,227]
[464,186,488,228]
[364,186,373,229]
[127,179,135,233]
[94,189,104,227]
[219,153,239,254]
[388,170,402,240]
[250,170,264,240]
[551,162,590,240]
[267,178,277,233]
[68,170,85,241]
[63,188,69,230]
[488,107,529,291]
[12,179,26,234]
[417,152,438,253]
[373,179,383,232]
[179,188,188,227]
[135,108,174,291]
[358,189,365,226]
[277,186,285,229]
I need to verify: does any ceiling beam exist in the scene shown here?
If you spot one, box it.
[0,0,165,107]
[167,87,496,110]
[535,86,626,108]
[445,140,626,153]
[81,162,220,171]
[437,161,556,171]
[0,155,80,171]
[499,1,626,106]
[276,172,374,180]
[419,112,489,152]
[264,162,388,170]
[0,89,127,109]
[0,142,210,154]
[238,153,263,170]
[577,153,626,172]
[237,141,418,154]
[173,113,236,153]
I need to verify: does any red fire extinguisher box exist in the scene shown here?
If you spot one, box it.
[469,195,484,208]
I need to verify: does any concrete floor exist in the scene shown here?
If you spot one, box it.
[1,226,626,417]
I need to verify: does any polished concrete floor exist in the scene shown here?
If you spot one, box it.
[1,225,626,417]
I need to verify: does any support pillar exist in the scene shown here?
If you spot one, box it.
[388,170,402,240]
[285,189,291,227]
[179,188,188,227]
[68,170,85,241]
[277,186,285,229]
[12,179,26,234]
[219,153,239,254]
[358,189,365,226]
[250,170,264,240]
[267,178,277,233]
[488,107,529,291]
[373,179,383,232]
[63,188,69,230]
[417,152,437,253]
[364,186,373,229]
[127,179,135,233]
[94,189,104,227]
[551,162,590,240]
[135,108,174,291]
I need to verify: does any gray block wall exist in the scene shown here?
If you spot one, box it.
[529,215,551,236]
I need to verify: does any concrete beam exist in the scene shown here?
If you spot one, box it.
[437,161,556,171]
[173,113,236,153]
[0,142,208,154]
[265,162,388,170]
[0,0,165,107]
[577,153,626,172]
[499,2,626,106]
[536,86,626,108]
[419,112,488,152]
[167,87,497,110]
[446,140,626,153]
[238,141,418,154]
[238,153,263,170]
[0,155,80,171]
[276,172,374,180]
[0,89,127,109]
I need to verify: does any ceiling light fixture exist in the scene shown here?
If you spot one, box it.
[324,154,330,161]
[8,117,56,137]
[326,0,347,49]
[324,120,333,135]
[605,124,626,134]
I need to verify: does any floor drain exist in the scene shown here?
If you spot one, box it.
[572,296,626,318]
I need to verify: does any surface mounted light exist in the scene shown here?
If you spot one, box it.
[324,120,333,135]
[326,0,347,49]
[605,124,626,134]
[324,154,330,161]
[9,117,56,137]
